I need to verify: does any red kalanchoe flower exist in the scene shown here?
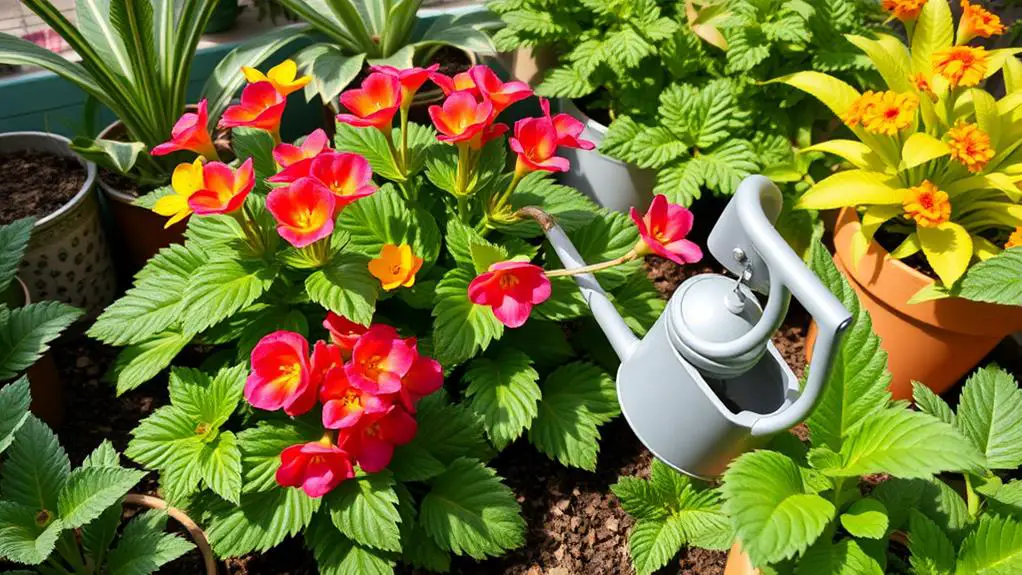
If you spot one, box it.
[510,115,568,173]
[245,331,318,416]
[276,441,354,498]
[268,129,330,183]
[429,91,494,144]
[308,152,377,211]
[340,405,417,472]
[336,73,402,133]
[266,177,336,248]
[430,70,479,98]
[469,65,532,115]
[151,99,218,159]
[468,261,552,328]
[323,312,370,359]
[310,340,343,385]
[320,368,390,430]
[397,352,443,412]
[187,158,255,215]
[629,194,703,265]
[370,64,440,106]
[344,325,416,395]
[219,82,286,136]
[540,98,595,151]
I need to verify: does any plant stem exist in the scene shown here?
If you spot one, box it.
[964,473,981,518]
[238,203,266,255]
[456,143,470,195]
[55,532,85,572]
[457,196,472,224]
[45,557,73,575]
[383,128,404,177]
[546,250,638,278]
[399,106,410,170]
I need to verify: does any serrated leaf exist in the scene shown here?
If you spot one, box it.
[181,260,277,334]
[697,139,758,196]
[955,365,1022,470]
[956,515,1022,575]
[0,502,63,565]
[419,457,525,559]
[80,498,121,564]
[610,269,665,337]
[305,253,379,326]
[721,450,835,565]
[198,431,242,505]
[0,302,82,380]
[536,66,597,99]
[652,160,704,206]
[328,471,402,552]
[336,185,440,267]
[834,409,985,478]
[1,415,69,511]
[334,124,403,182]
[0,377,30,455]
[630,517,683,575]
[232,128,276,194]
[546,210,641,290]
[498,172,599,238]
[839,497,888,539]
[106,510,194,575]
[201,486,320,557]
[110,331,191,395]
[912,381,955,425]
[953,248,1022,306]
[612,477,669,522]
[908,510,955,575]
[306,514,396,575]
[392,392,489,471]
[57,466,145,529]
[498,321,573,368]
[0,218,34,293]
[985,480,1022,519]
[464,349,541,449]
[797,538,885,575]
[431,267,503,367]
[528,362,618,470]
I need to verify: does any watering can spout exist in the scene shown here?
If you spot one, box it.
[521,207,640,362]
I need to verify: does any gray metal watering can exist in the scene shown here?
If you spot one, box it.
[536,175,852,478]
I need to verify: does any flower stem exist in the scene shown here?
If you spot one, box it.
[235,203,265,255]
[455,143,471,195]
[399,106,410,171]
[964,473,981,518]
[457,196,472,224]
[383,128,404,177]
[545,250,639,278]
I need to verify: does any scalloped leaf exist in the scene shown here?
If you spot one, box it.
[463,348,541,449]
[955,365,1022,470]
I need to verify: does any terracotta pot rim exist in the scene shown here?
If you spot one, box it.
[834,207,935,289]
[0,132,98,228]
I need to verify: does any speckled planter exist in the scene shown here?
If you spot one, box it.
[0,132,117,316]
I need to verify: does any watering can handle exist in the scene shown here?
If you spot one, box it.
[721,176,853,436]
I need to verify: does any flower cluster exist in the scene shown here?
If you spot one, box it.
[246,313,442,498]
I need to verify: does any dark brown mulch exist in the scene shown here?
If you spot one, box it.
[0,151,85,224]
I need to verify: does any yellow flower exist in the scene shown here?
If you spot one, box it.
[860,91,919,136]
[946,121,995,173]
[841,91,877,127]
[959,0,1005,44]
[1007,227,1022,249]
[882,0,927,20]
[368,244,423,291]
[152,159,203,228]
[910,72,937,101]
[903,181,952,228]
[933,46,988,88]
[241,59,311,97]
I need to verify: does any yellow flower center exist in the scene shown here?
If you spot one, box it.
[273,361,303,393]
[498,273,519,289]
[859,91,919,136]
[343,389,362,411]
[903,181,952,228]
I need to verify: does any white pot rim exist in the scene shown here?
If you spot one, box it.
[0,131,98,229]
[559,98,608,137]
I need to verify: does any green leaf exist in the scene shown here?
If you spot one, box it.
[536,66,597,99]
[169,365,246,428]
[912,381,955,425]
[834,409,985,478]
[0,218,34,294]
[528,362,618,470]
[464,348,541,449]
[391,392,489,475]
[232,128,277,194]
[106,510,194,575]
[953,248,1022,306]
[306,253,380,326]
[652,159,704,207]
[305,514,396,575]
[659,81,739,149]
[334,124,404,182]
[985,480,1022,519]
[839,498,888,539]
[956,515,1022,575]
[721,450,835,565]
[469,242,508,275]
[547,210,640,290]
[57,466,145,529]
[181,259,277,334]
[328,471,402,552]
[0,302,83,380]
[498,320,573,368]
[908,510,955,575]
[910,0,953,76]
[697,139,759,197]
[0,502,63,565]
[534,275,589,322]
[110,331,191,395]
[629,517,684,575]
[419,457,525,559]
[0,377,31,456]
[69,137,145,176]
[80,497,122,564]
[88,243,207,346]
[610,269,666,337]
[1,415,69,511]
[236,420,321,494]
[498,172,599,238]
[806,241,891,452]
[612,476,669,522]
[198,431,243,505]
[955,365,1022,470]
[201,486,320,557]
[797,538,885,575]
[335,185,440,267]
[296,44,364,109]
[431,267,503,367]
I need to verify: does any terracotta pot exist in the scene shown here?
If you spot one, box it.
[96,120,188,274]
[807,207,1022,399]
[8,277,64,428]
[0,132,117,315]
[724,543,758,575]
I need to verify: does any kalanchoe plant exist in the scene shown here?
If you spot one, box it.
[89,62,697,571]
[778,0,1022,296]
[614,242,1022,574]
[0,380,196,574]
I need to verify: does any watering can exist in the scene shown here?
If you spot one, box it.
[535,175,852,478]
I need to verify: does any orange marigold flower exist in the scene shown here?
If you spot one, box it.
[1006,227,1022,249]
[933,46,988,88]
[903,181,952,228]
[911,72,937,102]
[946,121,995,173]
[861,91,919,136]
[959,0,1005,44]
[840,91,877,127]
[882,0,927,20]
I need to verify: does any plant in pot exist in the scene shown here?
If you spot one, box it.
[487,0,885,214]
[776,0,1022,398]
[0,217,83,427]
[0,378,213,574]
[206,0,501,136]
[0,0,230,270]
[612,242,1022,574]
[87,62,696,570]
[0,131,117,314]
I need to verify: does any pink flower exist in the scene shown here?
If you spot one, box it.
[509,116,568,173]
[540,98,594,151]
[470,65,532,115]
[151,99,218,159]
[430,70,479,98]
[629,195,703,265]
[307,152,377,211]
[266,177,336,248]
[323,312,369,359]
[187,158,255,215]
[370,64,440,106]
[340,405,417,472]
[344,325,416,394]
[245,331,318,416]
[336,73,402,133]
[398,353,443,413]
[219,82,286,136]
[320,367,390,430]
[268,129,330,184]
[468,261,552,328]
[429,91,494,144]
[276,441,354,498]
